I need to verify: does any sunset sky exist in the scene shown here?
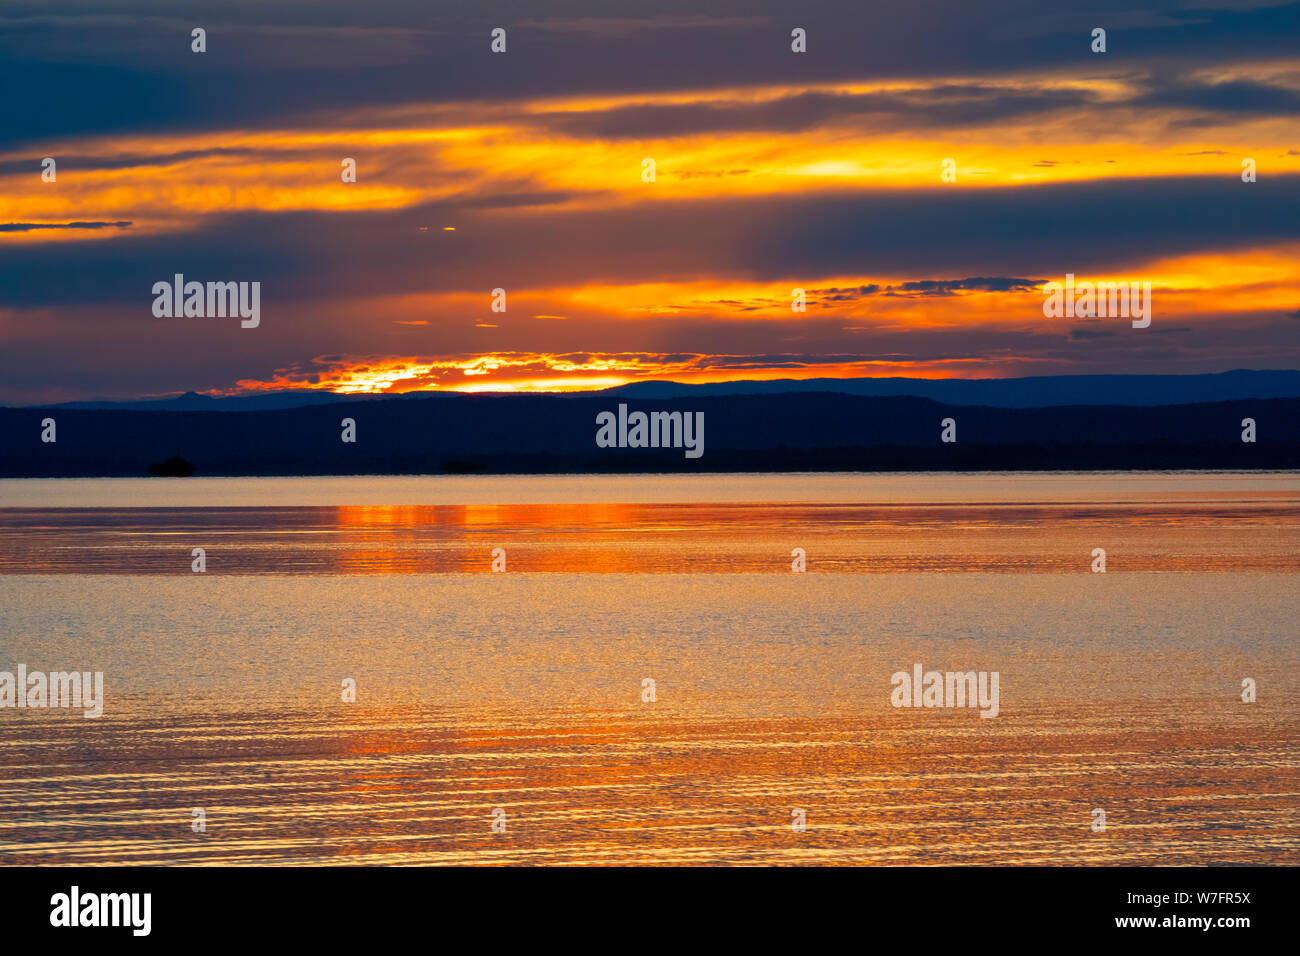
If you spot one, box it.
[2,0,1298,403]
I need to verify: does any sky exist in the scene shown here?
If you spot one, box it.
[1,0,1298,403]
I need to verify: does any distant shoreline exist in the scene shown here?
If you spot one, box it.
[2,390,1296,478]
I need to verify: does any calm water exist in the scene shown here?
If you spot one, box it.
[0,472,1296,865]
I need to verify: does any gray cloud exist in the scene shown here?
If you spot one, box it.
[0,220,132,231]
[3,1,1300,148]
[2,175,1297,310]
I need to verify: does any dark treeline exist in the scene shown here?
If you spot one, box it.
[1,392,1295,477]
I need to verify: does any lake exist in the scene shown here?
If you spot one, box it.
[0,471,1296,864]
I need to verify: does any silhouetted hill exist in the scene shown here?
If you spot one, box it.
[2,392,1295,476]
[36,390,348,412]
[22,370,1300,413]
[606,369,1300,406]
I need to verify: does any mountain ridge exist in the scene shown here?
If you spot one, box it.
[13,369,1300,413]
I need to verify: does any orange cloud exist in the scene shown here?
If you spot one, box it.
[6,64,1299,244]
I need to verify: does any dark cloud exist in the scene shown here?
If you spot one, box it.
[886,277,1044,296]
[817,285,883,301]
[754,174,1300,285]
[3,1,1300,148]
[814,278,1042,301]
[0,148,262,177]
[0,221,132,231]
[1,175,1297,310]
[1132,79,1300,117]
[532,87,1099,139]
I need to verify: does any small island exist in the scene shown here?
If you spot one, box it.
[148,456,195,477]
